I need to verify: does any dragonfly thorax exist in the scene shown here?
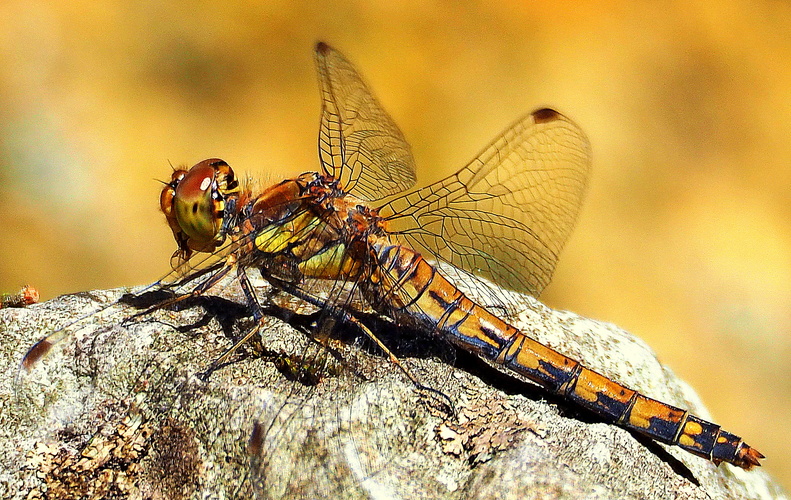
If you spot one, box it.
[243,171,384,283]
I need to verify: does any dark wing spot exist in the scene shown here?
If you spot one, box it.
[532,108,561,124]
[22,338,53,370]
[248,421,264,457]
[192,203,199,214]
[316,41,330,54]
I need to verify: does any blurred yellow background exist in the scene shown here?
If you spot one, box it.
[1,0,788,489]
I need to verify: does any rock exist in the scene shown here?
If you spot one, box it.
[0,278,786,499]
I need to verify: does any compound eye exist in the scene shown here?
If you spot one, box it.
[160,170,186,218]
[173,160,221,244]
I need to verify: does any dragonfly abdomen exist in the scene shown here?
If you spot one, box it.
[368,240,763,469]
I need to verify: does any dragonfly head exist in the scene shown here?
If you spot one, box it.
[160,158,240,264]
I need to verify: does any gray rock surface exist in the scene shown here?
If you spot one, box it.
[0,279,785,499]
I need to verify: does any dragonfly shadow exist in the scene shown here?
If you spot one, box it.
[453,348,698,484]
[119,290,252,339]
[120,289,697,483]
[630,433,700,486]
[118,289,410,387]
[348,312,455,361]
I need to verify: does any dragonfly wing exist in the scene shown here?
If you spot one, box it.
[380,108,591,298]
[315,42,417,200]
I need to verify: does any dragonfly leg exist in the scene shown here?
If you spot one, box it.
[262,274,454,414]
[203,266,269,373]
[201,322,265,378]
[126,255,238,323]
[341,312,455,415]
[263,276,417,377]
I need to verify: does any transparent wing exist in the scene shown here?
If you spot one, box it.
[380,108,591,298]
[315,42,417,201]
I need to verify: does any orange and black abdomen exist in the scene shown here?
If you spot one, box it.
[367,239,763,469]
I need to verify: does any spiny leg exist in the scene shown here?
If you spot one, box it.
[266,274,455,415]
[341,312,455,415]
[203,265,269,373]
[125,255,238,323]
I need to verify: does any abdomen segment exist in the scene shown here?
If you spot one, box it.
[368,241,763,469]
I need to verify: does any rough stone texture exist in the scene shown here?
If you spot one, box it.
[0,278,786,499]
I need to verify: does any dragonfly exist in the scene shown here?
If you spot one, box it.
[22,42,763,476]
